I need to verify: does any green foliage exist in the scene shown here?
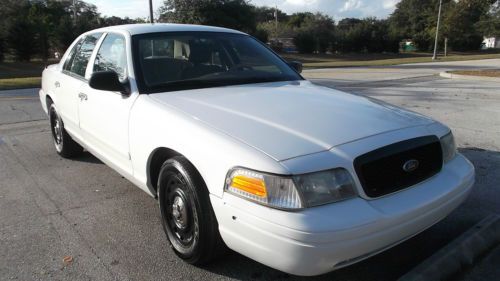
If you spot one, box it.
[291,13,335,53]
[253,27,269,43]
[258,21,295,39]
[476,2,500,36]
[389,0,498,51]
[0,0,145,62]
[288,12,315,28]
[293,31,316,53]
[389,0,442,51]
[0,37,5,62]
[159,0,257,33]
[2,0,498,62]
[4,1,37,61]
[254,6,288,23]
[335,18,399,53]
[444,0,495,51]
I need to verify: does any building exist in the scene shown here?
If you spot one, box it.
[482,37,500,49]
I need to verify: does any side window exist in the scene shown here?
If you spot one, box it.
[93,33,127,80]
[62,38,83,71]
[69,33,102,78]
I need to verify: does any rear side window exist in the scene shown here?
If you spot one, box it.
[93,33,127,81]
[63,38,83,71]
[68,33,102,77]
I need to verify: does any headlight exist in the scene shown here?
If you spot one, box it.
[440,131,457,163]
[224,168,357,210]
[294,169,357,207]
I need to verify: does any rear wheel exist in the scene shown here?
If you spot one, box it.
[48,102,83,158]
[158,156,225,264]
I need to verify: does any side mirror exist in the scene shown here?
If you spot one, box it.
[288,61,303,73]
[89,71,129,95]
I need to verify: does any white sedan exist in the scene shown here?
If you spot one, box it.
[39,24,475,276]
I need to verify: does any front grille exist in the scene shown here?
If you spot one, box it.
[354,136,442,198]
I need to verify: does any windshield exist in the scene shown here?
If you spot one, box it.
[132,32,303,93]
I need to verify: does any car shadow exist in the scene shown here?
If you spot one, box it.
[73,151,103,164]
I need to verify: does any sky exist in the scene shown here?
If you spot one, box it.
[85,0,401,21]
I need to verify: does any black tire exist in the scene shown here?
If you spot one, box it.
[48,102,83,158]
[157,156,226,265]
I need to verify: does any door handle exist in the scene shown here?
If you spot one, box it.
[54,81,60,88]
[78,93,88,101]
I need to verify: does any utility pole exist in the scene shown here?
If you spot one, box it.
[432,0,443,60]
[149,0,154,24]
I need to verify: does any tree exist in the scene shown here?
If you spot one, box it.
[292,13,335,53]
[101,16,137,26]
[293,31,316,53]
[443,0,497,51]
[4,1,37,61]
[389,0,448,51]
[389,0,497,51]
[476,1,500,37]
[158,0,257,33]
[253,27,269,43]
[254,6,288,23]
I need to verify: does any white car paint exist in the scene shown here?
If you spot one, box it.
[39,24,474,276]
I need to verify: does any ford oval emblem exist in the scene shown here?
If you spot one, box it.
[403,159,419,172]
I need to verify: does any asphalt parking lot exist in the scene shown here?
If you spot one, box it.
[1,59,499,281]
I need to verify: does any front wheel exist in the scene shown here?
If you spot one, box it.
[158,156,225,264]
[48,102,83,158]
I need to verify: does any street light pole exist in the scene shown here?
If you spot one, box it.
[149,0,154,24]
[432,0,443,60]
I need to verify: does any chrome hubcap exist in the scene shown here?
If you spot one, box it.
[172,195,188,229]
[50,109,63,145]
[54,119,62,144]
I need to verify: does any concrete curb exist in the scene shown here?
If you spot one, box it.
[398,214,500,281]
[440,71,500,82]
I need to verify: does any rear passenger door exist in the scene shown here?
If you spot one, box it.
[58,33,102,140]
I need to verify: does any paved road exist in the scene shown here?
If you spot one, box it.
[1,59,499,281]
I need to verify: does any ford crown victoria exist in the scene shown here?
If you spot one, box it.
[39,24,475,276]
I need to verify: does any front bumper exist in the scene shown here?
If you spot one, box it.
[211,153,475,276]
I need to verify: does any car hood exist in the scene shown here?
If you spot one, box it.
[149,80,434,161]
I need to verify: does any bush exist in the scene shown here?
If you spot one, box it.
[253,28,269,43]
[0,37,5,62]
[293,31,316,53]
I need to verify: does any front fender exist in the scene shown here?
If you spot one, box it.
[129,95,288,198]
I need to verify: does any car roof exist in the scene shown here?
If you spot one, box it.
[91,23,246,36]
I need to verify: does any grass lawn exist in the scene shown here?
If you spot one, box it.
[0,77,41,90]
[0,60,57,90]
[450,69,500,78]
[0,60,58,79]
[281,51,500,69]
